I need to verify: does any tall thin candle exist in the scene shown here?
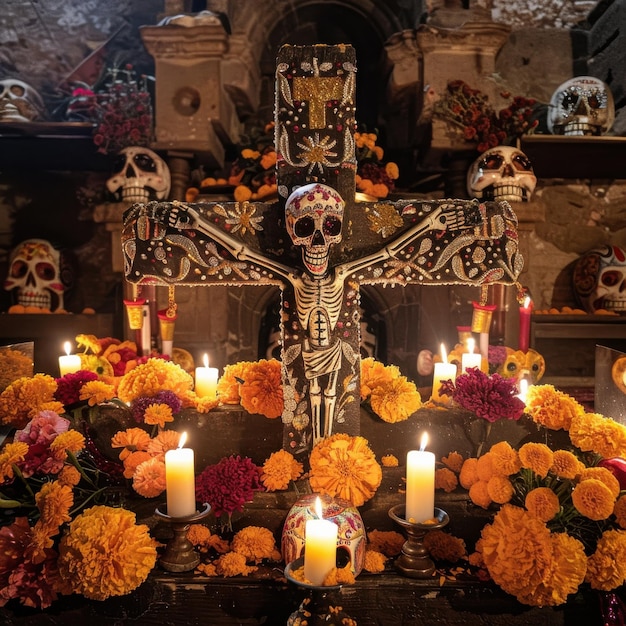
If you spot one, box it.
[164,432,196,518]
[519,296,532,353]
[405,433,435,523]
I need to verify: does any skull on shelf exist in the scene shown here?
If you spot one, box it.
[285,183,344,276]
[573,244,626,314]
[0,78,46,122]
[3,239,73,312]
[106,146,171,203]
[547,76,615,136]
[466,145,537,203]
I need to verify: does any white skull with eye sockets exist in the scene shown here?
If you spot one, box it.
[548,76,615,136]
[285,183,344,276]
[0,78,46,122]
[467,145,537,203]
[106,146,171,203]
[3,239,66,311]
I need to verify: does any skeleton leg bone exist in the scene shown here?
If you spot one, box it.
[323,370,339,439]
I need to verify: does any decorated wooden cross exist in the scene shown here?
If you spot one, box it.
[122,44,523,462]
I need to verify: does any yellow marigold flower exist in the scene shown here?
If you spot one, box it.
[367,530,404,556]
[518,442,554,478]
[123,450,152,479]
[381,454,399,467]
[35,481,73,532]
[50,430,85,460]
[193,394,220,413]
[215,551,257,577]
[309,433,382,507]
[26,522,55,564]
[572,478,615,521]
[488,441,521,476]
[580,466,621,499]
[360,358,399,400]
[476,452,495,482]
[525,487,560,522]
[0,441,29,480]
[0,373,57,428]
[0,346,33,391]
[132,457,166,498]
[369,375,421,423]
[57,505,158,600]
[187,524,212,548]
[586,529,626,590]
[78,379,115,406]
[217,361,253,404]
[261,449,303,491]
[551,449,584,479]
[385,162,400,180]
[147,430,181,458]
[569,412,626,459]
[117,359,193,404]
[441,451,464,474]
[524,384,584,430]
[469,480,492,509]
[423,530,466,562]
[111,427,151,461]
[232,526,281,563]
[487,475,514,504]
[614,496,626,529]
[143,403,174,428]
[459,457,479,489]
[58,464,81,487]
[239,359,283,419]
[363,549,387,573]
[325,563,356,586]
[435,467,458,493]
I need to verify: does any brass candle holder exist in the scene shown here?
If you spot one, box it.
[388,504,449,579]
[155,503,211,572]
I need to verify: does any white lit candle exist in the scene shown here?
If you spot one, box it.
[195,354,219,399]
[431,344,456,403]
[304,496,338,586]
[58,341,81,376]
[461,337,482,374]
[164,432,196,518]
[405,432,435,524]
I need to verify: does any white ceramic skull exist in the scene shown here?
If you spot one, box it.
[0,78,45,122]
[548,76,615,136]
[466,145,537,203]
[106,146,171,203]
[3,239,67,311]
[573,245,626,314]
[285,183,344,276]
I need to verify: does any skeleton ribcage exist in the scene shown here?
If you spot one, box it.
[294,276,344,348]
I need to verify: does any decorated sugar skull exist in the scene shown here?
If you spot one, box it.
[498,348,546,385]
[548,76,614,136]
[285,183,344,276]
[0,78,46,122]
[281,493,366,575]
[573,245,626,314]
[3,239,72,311]
[106,146,171,203]
[467,146,537,203]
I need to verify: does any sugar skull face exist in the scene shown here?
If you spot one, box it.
[467,146,537,203]
[4,239,70,311]
[285,183,344,276]
[573,245,626,314]
[548,76,614,136]
[498,348,546,385]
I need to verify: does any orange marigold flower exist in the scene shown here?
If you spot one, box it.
[615,496,626,529]
[143,403,174,428]
[57,505,158,600]
[488,441,521,476]
[147,430,181,458]
[518,442,554,478]
[232,526,281,563]
[239,359,283,419]
[441,451,464,474]
[360,358,399,400]
[423,530,466,562]
[524,384,584,430]
[369,376,421,423]
[385,162,400,180]
[551,449,584,479]
[476,452,495,482]
[132,457,166,498]
[50,430,85,460]
[215,551,257,577]
[367,530,404,556]
[261,450,303,491]
[580,466,621,499]
[111,427,151,461]
[363,549,387,573]
[459,457,479,489]
[35,481,73,532]
[572,478,615,521]
[217,361,253,404]
[26,522,55,564]
[0,373,57,428]
[569,412,626,459]
[309,433,382,507]
[0,441,29,480]
[487,475,513,504]
[123,450,152,479]
[117,359,193,403]
[79,379,115,406]
[525,487,560,522]
[187,524,212,548]
[469,480,492,509]
[381,454,399,467]
[586,529,626,590]
[435,467,458,493]
[193,394,220,413]
[57,464,81,487]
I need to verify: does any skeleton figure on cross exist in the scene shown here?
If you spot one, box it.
[122,44,523,461]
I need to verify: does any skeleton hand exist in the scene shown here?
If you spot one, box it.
[424,202,482,234]
[161,203,203,230]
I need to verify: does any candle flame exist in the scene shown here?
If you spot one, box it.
[440,343,447,363]
[419,432,429,452]
[203,353,209,368]
[314,495,323,519]
[178,432,187,449]
[467,337,475,354]
[63,341,71,356]
[517,378,529,403]
[523,296,531,309]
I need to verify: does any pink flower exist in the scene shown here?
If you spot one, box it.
[15,412,70,447]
